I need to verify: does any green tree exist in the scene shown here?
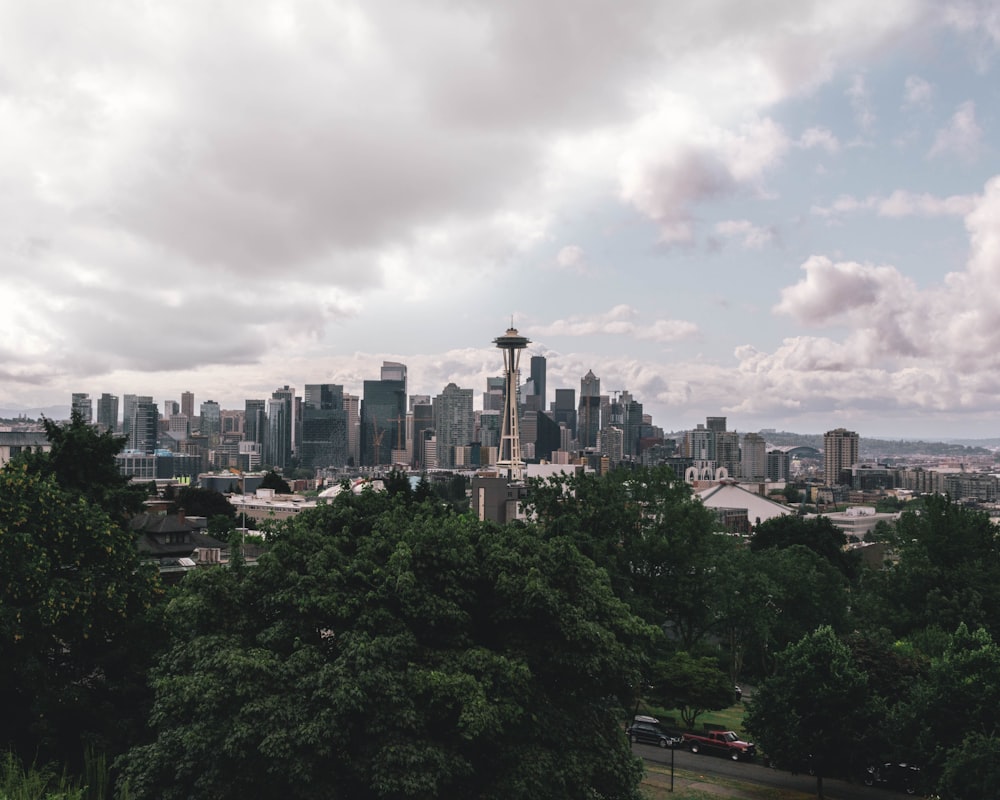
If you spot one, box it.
[938,732,1000,800]
[525,466,729,649]
[173,486,236,519]
[22,411,147,520]
[648,651,732,729]
[259,470,292,494]
[746,626,875,799]
[0,463,162,765]
[890,624,1000,792]
[860,495,1000,639]
[751,515,860,581]
[120,493,655,800]
[746,546,850,676]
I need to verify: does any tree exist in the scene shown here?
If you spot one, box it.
[0,463,163,765]
[746,626,876,799]
[525,466,730,650]
[648,651,732,729]
[938,732,1000,800]
[172,486,236,519]
[21,411,148,520]
[120,493,656,800]
[259,470,292,494]
[890,624,1000,792]
[751,515,860,582]
[745,546,850,676]
[859,495,1000,639]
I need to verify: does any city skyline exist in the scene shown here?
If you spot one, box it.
[3,3,1000,439]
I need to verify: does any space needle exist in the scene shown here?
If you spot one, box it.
[493,324,530,482]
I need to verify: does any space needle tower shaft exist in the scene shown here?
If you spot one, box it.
[493,326,530,482]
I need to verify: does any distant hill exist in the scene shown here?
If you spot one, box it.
[0,405,70,422]
[669,429,997,458]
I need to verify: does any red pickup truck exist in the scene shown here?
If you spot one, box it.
[682,730,756,761]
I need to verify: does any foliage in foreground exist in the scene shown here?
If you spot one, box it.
[120,491,657,800]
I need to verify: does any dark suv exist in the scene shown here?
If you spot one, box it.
[625,720,683,748]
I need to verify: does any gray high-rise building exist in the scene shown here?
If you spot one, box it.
[129,399,159,453]
[300,384,348,469]
[553,388,577,438]
[411,399,434,469]
[741,433,767,482]
[824,428,859,486]
[96,393,118,433]
[483,376,505,412]
[525,355,547,412]
[71,393,92,424]
[578,370,601,448]
[180,391,194,420]
[433,383,474,469]
[266,391,293,470]
[200,400,222,441]
[716,431,741,477]
[122,395,151,441]
[245,399,267,447]
[361,367,406,467]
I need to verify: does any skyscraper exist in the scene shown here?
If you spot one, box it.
[266,391,293,470]
[129,399,159,453]
[824,428,859,486]
[180,391,194,420]
[553,388,577,438]
[245,399,267,448]
[578,370,601,448]
[96,393,119,433]
[741,432,767,482]
[361,369,406,467]
[200,400,222,441]
[433,383,474,469]
[525,355,547,412]
[300,384,348,469]
[71,393,92,424]
[343,394,360,467]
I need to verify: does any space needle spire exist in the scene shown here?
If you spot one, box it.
[493,324,530,482]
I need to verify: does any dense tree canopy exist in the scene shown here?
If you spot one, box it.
[857,495,1000,639]
[746,626,876,798]
[525,466,730,649]
[121,492,656,800]
[21,411,148,520]
[0,461,162,764]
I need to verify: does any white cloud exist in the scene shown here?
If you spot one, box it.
[811,190,976,218]
[846,73,875,132]
[528,306,697,343]
[714,219,776,249]
[798,126,841,153]
[902,75,933,110]
[929,100,983,159]
[554,245,587,272]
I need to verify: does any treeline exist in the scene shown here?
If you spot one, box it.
[2,416,1000,798]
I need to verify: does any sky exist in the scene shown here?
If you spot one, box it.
[3,0,1000,439]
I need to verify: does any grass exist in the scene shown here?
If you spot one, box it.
[636,700,750,736]
[639,762,815,800]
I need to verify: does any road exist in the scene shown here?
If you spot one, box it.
[636,742,903,799]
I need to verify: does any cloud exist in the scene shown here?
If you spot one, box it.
[929,100,983,159]
[798,126,841,153]
[846,73,875,132]
[811,190,976,218]
[554,245,587,273]
[713,219,776,249]
[902,75,934,110]
[528,305,697,343]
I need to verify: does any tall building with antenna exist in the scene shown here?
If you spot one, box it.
[494,326,530,482]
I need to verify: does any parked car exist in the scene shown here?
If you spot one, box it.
[863,762,920,795]
[625,720,684,749]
